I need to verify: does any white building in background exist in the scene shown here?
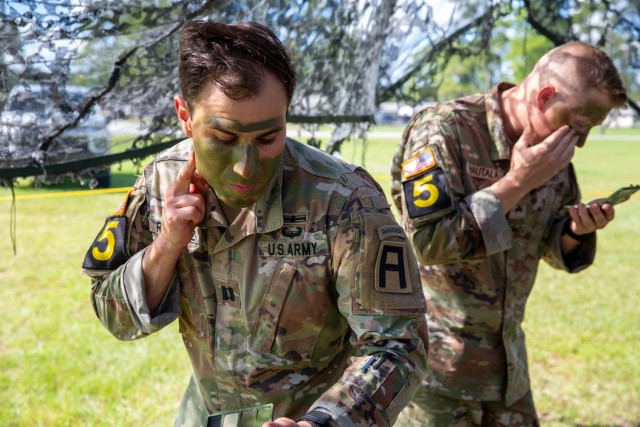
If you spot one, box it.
[603,107,639,128]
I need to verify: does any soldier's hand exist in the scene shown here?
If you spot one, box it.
[508,123,578,192]
[263,418,312,427]
[566,199,615,236]
[157,152,208,253]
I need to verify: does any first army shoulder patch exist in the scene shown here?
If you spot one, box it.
[82,190,131,270]
[375,240,412,294]
[354,213,425,315]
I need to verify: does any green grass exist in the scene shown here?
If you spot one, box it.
[0,127,638,426]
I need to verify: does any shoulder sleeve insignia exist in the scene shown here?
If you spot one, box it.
[375,241,412,293]
[402,167,453,219]
[82,216,129,270]
[113,189,133,217]
[402,147,437,179]
[377,224,406,240]
[352,213,426,315]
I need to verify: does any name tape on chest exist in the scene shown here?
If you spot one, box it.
[466,163,501,181]
[259,241,321,257]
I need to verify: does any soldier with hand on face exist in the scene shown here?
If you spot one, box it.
[390,41,628,426]
[82,20,428,427]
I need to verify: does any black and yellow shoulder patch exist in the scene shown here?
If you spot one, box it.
[82,190,133,270]
[82,216,129,270]
[402,167,453,219]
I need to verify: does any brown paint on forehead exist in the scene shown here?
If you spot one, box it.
[205,116,285,133]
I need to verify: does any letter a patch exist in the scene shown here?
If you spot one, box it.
[375,242,412,293]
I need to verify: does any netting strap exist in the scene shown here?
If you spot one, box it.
[0,138,182,180]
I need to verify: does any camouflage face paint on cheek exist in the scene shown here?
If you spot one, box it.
[218,151,282,208]
[192,137,229,189]
[194,137,283,208]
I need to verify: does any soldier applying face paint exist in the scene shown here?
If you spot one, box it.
[83,20,428,427]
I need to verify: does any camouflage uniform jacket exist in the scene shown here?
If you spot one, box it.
[390,83,596,406]
[83,137,428,426]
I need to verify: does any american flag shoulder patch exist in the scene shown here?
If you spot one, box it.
[113,189,133,217]
[402,147,437,179]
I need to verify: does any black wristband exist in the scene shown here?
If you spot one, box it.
[296,409,332,427]
[564,222,594,242]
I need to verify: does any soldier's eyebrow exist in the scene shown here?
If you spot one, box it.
[205,116,285,133]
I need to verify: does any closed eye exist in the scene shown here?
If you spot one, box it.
[257,135,278,144]
[215,136,236,144]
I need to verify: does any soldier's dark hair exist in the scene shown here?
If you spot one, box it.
[178,20,297,108]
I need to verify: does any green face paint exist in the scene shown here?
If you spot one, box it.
[193,117,286,209]
[184,72,289,210]
[205,116,284,133]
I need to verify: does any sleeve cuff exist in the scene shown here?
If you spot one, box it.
[555,219,596,272]
[120,248,181,334]
[308,402,355,427]
[466,188,511,255]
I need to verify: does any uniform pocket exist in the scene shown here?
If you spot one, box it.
[250,260,331,361]
[250,260,295,354]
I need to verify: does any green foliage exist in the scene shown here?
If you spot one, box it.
[436,53,491,101]
[497,9,555,83]
[433,8,556,100]
[0,128,639,426]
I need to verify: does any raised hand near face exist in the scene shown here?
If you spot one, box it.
[508,123,578,193]
[492,123,580,214]
[142,152,209,310]
[158,152,209,253]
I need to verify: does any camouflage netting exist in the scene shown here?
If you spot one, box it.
[0,0,638,187]
[0,0,431,186]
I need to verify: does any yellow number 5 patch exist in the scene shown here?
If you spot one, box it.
[413,174,439,208]
[82,216,128,270]
[403,167,452,219]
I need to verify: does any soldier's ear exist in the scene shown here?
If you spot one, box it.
[174,95,193,137]
[536,86,556,111]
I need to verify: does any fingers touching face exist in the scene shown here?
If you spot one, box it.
[534,85,613,146]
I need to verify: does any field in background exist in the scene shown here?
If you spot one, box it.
[0,126,638,426]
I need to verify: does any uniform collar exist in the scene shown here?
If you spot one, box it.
[255,154,283,233]
[485,82,515,161]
